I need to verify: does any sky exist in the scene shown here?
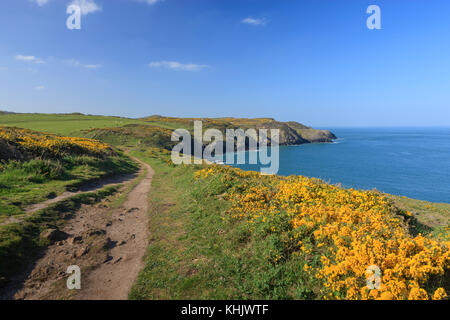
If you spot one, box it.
[1,0,450,127]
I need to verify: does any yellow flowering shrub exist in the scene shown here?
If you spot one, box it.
[195,165,449,300]
[0,127,113,159]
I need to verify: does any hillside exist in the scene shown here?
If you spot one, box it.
[141,115,337,145]
[128,149,449,300]
[0,113,141,136]
[0,112,448,300]
[0,113,336,146]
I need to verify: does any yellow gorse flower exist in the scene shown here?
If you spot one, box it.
[0,127,113,158]
[195,165,449,300]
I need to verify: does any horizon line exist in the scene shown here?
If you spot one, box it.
[1,110,450,128]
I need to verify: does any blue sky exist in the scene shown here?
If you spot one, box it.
[1,0,450,127]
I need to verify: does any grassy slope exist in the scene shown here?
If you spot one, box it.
[390,195,450,240]
[129,150,449,299]
[130,150,280,299]
[141,115,336,144]
[0,124,140,287]
[6,112,442,241]
[0,154,138,221]
[1,113,448,299]
[0,124,140,219]
[0,113,141,136]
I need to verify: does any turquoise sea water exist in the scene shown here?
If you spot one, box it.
[231,128,450,203]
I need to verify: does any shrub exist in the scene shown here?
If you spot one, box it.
[195,165,449,300]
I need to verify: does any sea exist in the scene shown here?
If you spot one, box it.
[228,127,450,204]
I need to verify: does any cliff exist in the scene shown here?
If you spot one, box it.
[141,116,337,145]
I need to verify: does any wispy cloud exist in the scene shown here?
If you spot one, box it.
[68,0,101,16]
[241,17,268,26]
[64,59,102,69]
[0,67,7,71]
[31,0,49,7]
[35,85,46,91]
[15,55,45,64]
[84,64,102,69]
[149,61,209,72]
[136,0,164,5]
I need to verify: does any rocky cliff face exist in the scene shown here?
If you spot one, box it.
[251,120,336,145]
[284,121,337,143]
[141,116,337,147]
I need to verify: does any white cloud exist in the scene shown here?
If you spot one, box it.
[149,61,209,72]
[35,85,45,91]
[31,0,49,7]
[69,0,101,16]
[63,59,82,67]
[241,17,268,26]
[15,55,45,64]
[63,59,101,69]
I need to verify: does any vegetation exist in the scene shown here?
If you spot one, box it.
[0,112,337,147]
[0,126,113,159]
[83,125,175,150]
[141,115,337,144]
[390,195,450,241]
[0,125,139,287]
[0,127,138,219]
[128,149,448,300]
[0,113,140,136]
[0,112,448,300]
[0,185,120,286]
[196,166,448,300]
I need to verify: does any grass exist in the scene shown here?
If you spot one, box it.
[0,113,141,136]
[390,195,450,240]
[0,126,139,219]
[0,154,138,220]
[129,150,233,299]
[82,125,175,150]
[0,113,448,300]
[129,149,449,300]
[129,150,314,299]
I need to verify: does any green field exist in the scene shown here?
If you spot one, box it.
[0,113,141,136]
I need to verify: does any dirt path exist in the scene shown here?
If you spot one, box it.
[0,172,138,227]
[1,157,154,300]
[75,158,153,300]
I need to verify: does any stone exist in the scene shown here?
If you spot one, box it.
[40,229,69,242]
[67,236,83,245]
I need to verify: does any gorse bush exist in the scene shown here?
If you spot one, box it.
[195,166,449,300]
[0,126,113,160]
[0,128,139,218]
